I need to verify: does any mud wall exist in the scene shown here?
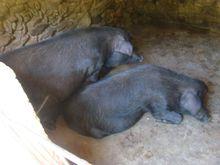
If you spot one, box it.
[0,0,220,53]
[107,0,220,30]
[0,0,113,52]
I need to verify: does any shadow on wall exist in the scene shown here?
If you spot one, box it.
[103,0,220,32]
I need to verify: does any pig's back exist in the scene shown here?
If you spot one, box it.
[108,64,203,89]
[79,64,200,107]
[0,28,103,100]
[75,65,165,116]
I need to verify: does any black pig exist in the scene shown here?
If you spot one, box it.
[0,26,143,129]
[63,64,210,138]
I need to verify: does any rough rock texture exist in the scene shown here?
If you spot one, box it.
[0,0,220,52]
[0,0,113,52]
[0,1,220,164]
[47,26,220,165]
[104,0,220,32]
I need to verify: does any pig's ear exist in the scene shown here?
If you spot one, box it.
[105,52,129,68]
[113,37,133,55]
[180,90,201,115]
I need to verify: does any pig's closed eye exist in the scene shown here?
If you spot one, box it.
[197,90,205,98]
[197,91,202,97]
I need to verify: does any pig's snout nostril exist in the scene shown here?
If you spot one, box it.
[138,55,144,62]
[196,111,211,123]
[201,115,211,123]
[129,54,144,63]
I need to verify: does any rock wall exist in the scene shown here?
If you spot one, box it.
[0,0,220,53]
[106,0,220,31]
[0,0,113,52]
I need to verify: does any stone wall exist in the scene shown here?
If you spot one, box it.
[0,0,113,52]
[106,0,220,31]
[0,0,220,52]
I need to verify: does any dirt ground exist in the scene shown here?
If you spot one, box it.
[47,26,220,165]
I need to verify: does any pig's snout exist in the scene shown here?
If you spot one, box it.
[138,55,144,62]
[194,109,211,122]
[129,54,144,63]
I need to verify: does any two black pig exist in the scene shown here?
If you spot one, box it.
[0,26,143,129]
[63,64,210,138]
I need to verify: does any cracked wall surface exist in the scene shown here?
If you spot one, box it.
[0,0,220,53]
[0,0,113,52]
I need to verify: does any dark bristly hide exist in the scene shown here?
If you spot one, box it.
[0,26,143,129]
[63,64,210,138]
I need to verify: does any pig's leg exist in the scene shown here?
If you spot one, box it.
[150,100,183,124]
[37,97,62,130]
[152,111,183,124]
[20,81,60,130]
[89,110,144,138]
[151,110,183,124]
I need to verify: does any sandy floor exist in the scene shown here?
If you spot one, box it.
[47,26,220,165]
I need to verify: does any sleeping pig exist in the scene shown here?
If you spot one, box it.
[0,26,143,129]
[63,64,210,138]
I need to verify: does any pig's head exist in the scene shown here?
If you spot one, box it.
[105,35,143,68]
[180,84,210,122]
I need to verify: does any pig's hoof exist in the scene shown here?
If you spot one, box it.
[167,112,183,124]
[158,112,183,124]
